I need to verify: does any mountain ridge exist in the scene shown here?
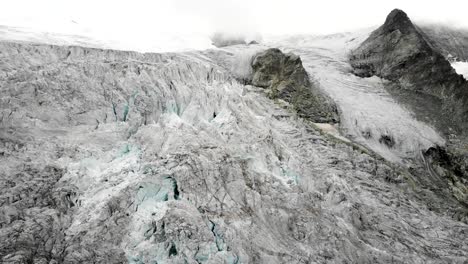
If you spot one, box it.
[350,9,468,135]
[349,8,468,214]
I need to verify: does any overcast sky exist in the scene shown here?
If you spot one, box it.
[1,0,468,51]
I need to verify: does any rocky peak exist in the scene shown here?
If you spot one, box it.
[347,9,468,220]
[350,9,468,134]
[381,9,416,35]
[251,48,339,123]
[350,8,455,82]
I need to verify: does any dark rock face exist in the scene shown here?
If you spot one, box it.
[419,24,468,62]
[381,9,415,35]
[251,48,339,123]
[349,9,468,134]
[350,9,468,212]
[423,145,468,207]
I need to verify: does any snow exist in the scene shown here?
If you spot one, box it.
[0,24,215,52]
[451,61,468,79]
[0,25,112,49]
[264,29,445,163]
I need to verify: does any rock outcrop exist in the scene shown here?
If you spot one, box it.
[350,9,468,210]
[423,145,468,206]
[350,9,468,133]
[251,48,339,123]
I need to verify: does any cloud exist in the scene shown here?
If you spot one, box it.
[0,0,467,52]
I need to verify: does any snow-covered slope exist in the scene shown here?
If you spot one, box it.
[0,25,112,49]
[0,25,215,53]
[267,31,445,163]
[452,61,468,79]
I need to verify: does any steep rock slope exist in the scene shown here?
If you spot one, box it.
[0,40,468,264]
[267,31,468,225]
[251,48,339,123]
[419,24,468,62]
[349,9,468,211]
[268,32,444,164]
[349,9,468,134]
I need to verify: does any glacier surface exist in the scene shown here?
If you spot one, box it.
[0,28,467,263]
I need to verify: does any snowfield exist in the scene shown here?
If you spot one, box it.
[264,30,445,163]
[0,25,215,52]
[452,61,468,79]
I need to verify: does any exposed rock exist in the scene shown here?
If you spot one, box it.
[419,24,468,62]
[251,48,339,123]
[349,9,468,217]
[271,33,446,164]
[349,9,468,133]
[379,134,395,148]
[423,145,468,206]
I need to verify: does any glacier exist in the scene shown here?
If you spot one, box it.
[0,24,467,264]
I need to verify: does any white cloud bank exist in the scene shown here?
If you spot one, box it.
[1,0,467,52]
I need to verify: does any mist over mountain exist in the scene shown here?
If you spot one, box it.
[1,6,468,264]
